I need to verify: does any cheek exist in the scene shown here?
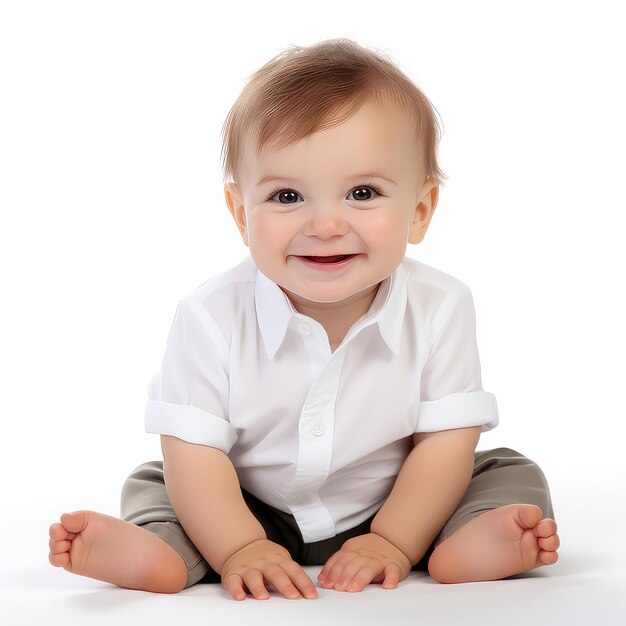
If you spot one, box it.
[362,213,405,247]
[251,216,293,246]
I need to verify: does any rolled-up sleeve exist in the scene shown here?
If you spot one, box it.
[416,285,499,434]
[144,299,237,454]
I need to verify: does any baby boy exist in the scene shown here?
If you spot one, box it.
[48,38,559,600]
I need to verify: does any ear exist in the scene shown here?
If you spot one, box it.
[408,179,439,245]
[224,182,249,247]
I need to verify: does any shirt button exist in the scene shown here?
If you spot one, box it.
[297,322,311,335]
[310,421,326,436]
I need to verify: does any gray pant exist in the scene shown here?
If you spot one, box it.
[120,447,555,589]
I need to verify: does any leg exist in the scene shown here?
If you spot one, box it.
[426,447,560,583]
[120,460,220,589]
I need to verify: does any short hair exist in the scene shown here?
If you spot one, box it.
[219,38,447,188]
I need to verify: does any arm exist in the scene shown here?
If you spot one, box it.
[161,434,267,575]
[369,426,481,566]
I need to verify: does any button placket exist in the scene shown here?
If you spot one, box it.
[287,340,348,540]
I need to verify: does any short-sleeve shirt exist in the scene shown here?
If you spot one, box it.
[145,253,499,543]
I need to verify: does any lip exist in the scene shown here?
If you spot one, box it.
[293,254,361,271]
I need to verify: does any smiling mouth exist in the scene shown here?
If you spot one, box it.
[297,254,356,263]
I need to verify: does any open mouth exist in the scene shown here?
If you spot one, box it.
[302,254,355,263]
[294,254,360,269]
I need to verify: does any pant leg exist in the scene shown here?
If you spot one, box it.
[410,446,556,571]
[120,461,213,588]
[120,460,307,589]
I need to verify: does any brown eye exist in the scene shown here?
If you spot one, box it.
[268,187,301,203]
[347,186,381,201]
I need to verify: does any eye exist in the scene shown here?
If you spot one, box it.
[346,183,383,201]
[267,181,384,204]
[267,187,302,204]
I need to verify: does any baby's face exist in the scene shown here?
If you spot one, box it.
[225,100,438,307]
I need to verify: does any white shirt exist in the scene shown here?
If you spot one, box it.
[145,253,499,543]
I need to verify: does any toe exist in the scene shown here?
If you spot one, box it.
[538,533,560,551]
[517,504,543,529]
[49,537,71,554]
[534,518,557,538]
[51,518,78,541]
[49,551,70,568]
[49,522,69,541]
[538,549,559,566]
[60,511,89,534]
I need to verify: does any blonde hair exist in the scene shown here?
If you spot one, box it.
[219,38,447,187]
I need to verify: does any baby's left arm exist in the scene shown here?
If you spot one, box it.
[317,426,481,592]
[369,425,481,566]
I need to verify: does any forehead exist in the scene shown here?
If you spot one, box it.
[242,100,420,186]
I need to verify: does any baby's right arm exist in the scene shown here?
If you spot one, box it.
[161,435,318,600]
[160,435,267,574]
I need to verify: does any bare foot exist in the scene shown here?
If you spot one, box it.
[48,510,188,593]
[427,503,560,583]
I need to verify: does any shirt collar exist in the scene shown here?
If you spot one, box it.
[254,255,408,360]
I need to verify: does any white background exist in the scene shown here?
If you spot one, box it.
[2,0,625,623]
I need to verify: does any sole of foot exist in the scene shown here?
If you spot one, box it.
[48,510,189,594]
[427,503,560,583]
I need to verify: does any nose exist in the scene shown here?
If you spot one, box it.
[302,205,350,238]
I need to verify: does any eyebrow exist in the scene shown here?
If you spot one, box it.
[256,173,397,187]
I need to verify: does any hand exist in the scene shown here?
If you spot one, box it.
[317,532,412,592]
[220,538,318,601]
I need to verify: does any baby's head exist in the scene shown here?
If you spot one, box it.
[220,38,446,310]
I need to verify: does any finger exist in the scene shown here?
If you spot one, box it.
[223,573,247,601]
[241,569,270,600]
[334,557,370,591]
[322,556,352,588]
[382,563,401,589]
[279,560,318,599]
[263,563,302,599]
[343,561,380,592]
[318,552,340,582]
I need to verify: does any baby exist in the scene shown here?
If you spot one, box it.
[48,38,559,600]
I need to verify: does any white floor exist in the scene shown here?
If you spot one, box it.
[4,491,625,626]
